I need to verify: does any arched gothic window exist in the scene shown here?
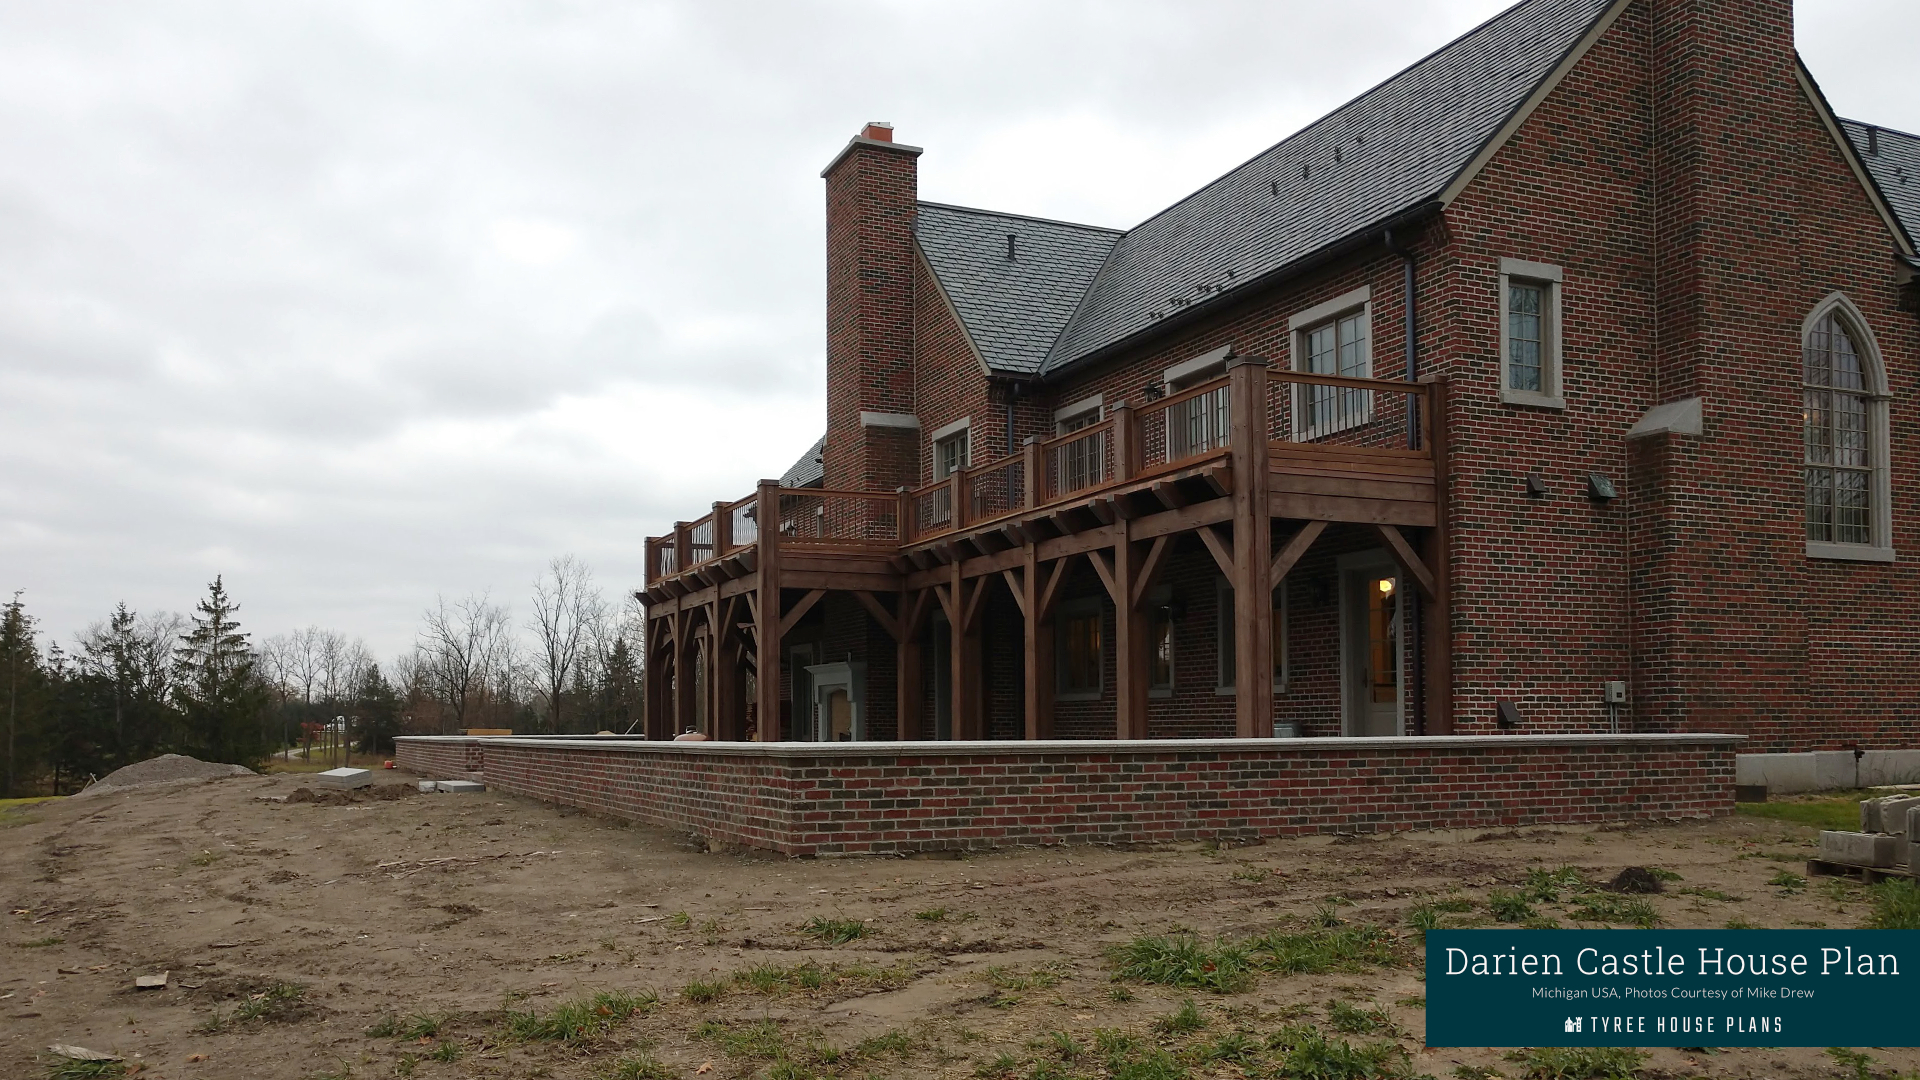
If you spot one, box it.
[1803,295,1893,560]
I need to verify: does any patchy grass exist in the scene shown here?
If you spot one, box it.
[914,907,949,921]
[1679,886,1746,902]
[1736,798,1860,831]
[366,1012,452,1039]
[1266,1022,1413,1080]
[1327,1000,1395,1036]
[501,989,656,1043]
[1248,925,1400,975]
[1507,1047,1645,1080]
[1724,917,1763,929]
[1520,866,1589,902]
[1110,934,1253,994]
[681,978,727,1004]
[1769,871,1808,893]
[1827,1047,1876,1080]
[43,1059,127,1080]
[17,935,64,948]
[801,916,868,945]
[1154,998,1208,1035]
[1487,889,1536,923]
[602,1056,675,1080]
[196,982,310,1032]
[1865,879,1920,929]
[1568,894,1661,928]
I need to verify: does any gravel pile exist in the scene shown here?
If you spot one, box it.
[72,754,255,799]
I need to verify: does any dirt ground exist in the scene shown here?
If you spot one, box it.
[3,770,1915,1080]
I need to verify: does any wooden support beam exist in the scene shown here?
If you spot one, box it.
[1130,535,1172,610]
[1423,376,1454,736]
[851,590,903,640]
[1268,520,1329,591]
[1036,557,1071,622]
[1200,463,1232,498]
[1001,568,1027,618]
[778,589,827,638]
[1112,524,1147,739]
[1149,479,1187,511]
[1086,497,1115,525]
[1087,548,1118,605]
[960,575,988,634]
[1196,524,1235,578]
[901,589,933,641]
[1373,524,1436,601]
[1020,545,1051,739]
[1227,355,1274,738]
[896,589,930,741]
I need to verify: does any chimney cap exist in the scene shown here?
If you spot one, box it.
[862,122,894,142]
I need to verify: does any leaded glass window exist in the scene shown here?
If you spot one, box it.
[1805,313,1872,545]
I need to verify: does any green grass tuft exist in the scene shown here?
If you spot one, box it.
[1865,879,1920,929]
[1248,925,1400,975]
[1735,798,1861,831]
[1327,1000,1394,1035]
[914,908,948,921]
[1110,934,1252,993]
[682,978,726,1004]
[1568,894,1661,928]
[18,936,63,948]
[1769,871,1808,892]
[502,990,655,1042]
[603,1055,675,1080]
[43,1059,128,1080]
[1521,866,1589,902]
[1487,889,1536,923]
[802,916,869,945]
[1154,998,1207,1035]
[1506,1046,1645,1079]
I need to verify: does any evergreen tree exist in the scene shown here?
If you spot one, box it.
[353,663,403,754]
[172,577,272,767]
[74,603,183,763]
[2,592,49,796]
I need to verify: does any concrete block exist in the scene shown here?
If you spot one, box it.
[417,781,438,793]
[1874,796,1920,836]
[1821,831,1901,868]
[316,767,373,789]
[1861,751,1920,788]
[435,780,485,794]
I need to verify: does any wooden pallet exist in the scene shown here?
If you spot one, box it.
[1807,858,1914,884]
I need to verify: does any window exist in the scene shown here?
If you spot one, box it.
[1162,347,1232,461]
[1288,286,1372,438]
[927,418,970,526]
[934,430,969,479]
[1052,395,1106,494]
[1056,603,1103,699]
[1803,295,1892,561]
[1497,258,1564,408]
[1214,582,1287,693]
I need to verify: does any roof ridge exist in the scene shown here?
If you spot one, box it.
[1841,117,1920,142]
[916,200,1124,234]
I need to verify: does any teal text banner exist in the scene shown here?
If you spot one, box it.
[1425,930,1920,1047]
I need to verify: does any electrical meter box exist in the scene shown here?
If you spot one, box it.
[1603,681,1628,705]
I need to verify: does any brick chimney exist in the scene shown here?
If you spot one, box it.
[820,123,922,493]
[1631,0,1807,734]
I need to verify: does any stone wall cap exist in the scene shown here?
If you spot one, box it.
[397,732,1745,758]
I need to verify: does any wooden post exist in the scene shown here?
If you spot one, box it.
[672,608,695,736]
[644,613,671,739]
[1422,379,1453,735]
[1110,401,1135,483]
[950,466,967,531]
[1227,354,1274,738]
[643,537,658,587]
[753,479,782,741]
[896,590,924,740]
[896,486,914,544]
[948,561,983,740]
[673,521,692,575]
[1022,436,1042,510]
[1021,545,1052,739]
[712,501,732,554]
[1113,526,1148,739]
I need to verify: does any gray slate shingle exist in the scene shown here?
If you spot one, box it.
[1032,0,1616,376]
[1841,119,1920,251]
[779,435,825,488]
[914,202,1123,376]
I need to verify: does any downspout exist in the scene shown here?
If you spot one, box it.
[1384,228,1425,736]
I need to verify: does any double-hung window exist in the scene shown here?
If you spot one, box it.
[1052,395,1105,495]
[1498,258,1565,408]
[927,419,970,527]
[1288,286,1372,439]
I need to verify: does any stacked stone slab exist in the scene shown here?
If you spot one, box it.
[1819,796,1920,871]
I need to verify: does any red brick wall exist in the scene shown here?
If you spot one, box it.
[823,135,922,494]
[395,734,1736,856]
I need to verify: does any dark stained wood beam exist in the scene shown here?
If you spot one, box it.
[1196,524,1235,578]
[1036,556,1071,623]
[850,590,903,640]
[1087,548,1119,606]
[1374,523,1437,600]
[1149,479,1187,511]
[1268,520,1329,591]
[1130,535,1172,610]
[778,589,827,638]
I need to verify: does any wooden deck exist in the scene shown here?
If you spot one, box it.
[640,360,1451,743]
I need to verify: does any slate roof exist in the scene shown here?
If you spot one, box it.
[779,435,825,488]
[1841,119,1920,250]
[1030,0,1617,375]
[914,202,1123,376]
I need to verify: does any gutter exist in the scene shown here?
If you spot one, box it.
[1037,199,1445,385]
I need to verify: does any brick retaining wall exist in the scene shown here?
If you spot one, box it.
[394,734,1740,856]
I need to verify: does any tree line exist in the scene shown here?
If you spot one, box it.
[0,556,644,796]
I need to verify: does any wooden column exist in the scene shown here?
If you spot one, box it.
[1110,401,1136,483]
[1422,378,1454,735]
[1227,354,1274,738]
[894,590,930,740]
[673,521,692,575]
[671,608,695,736]
[940,561,984,740]
[1021,436,1042,509]
[644,613,671,739]
[1019,546,1052,739]
[1113,528,1147,739]
[752,479,782,741]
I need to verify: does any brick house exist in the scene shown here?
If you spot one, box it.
[640,0,1920,755]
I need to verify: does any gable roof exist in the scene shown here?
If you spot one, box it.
[779,435,824,488]
[1032,0,1620,376]
[914,202,1122,376]
[1840,119,1920,251]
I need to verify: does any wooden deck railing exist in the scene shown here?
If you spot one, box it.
[644,366,1436,584]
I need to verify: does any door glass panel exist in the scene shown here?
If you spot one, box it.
[1368,577,1399,704]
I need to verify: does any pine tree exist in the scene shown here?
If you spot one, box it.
[1,592,48,796]
[172,577,271,767]
[353,663,403,754]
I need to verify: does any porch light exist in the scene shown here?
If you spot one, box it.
[1377,578,1395,596]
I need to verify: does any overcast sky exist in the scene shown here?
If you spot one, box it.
[2,1,1914,659]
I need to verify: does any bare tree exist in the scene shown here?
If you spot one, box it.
[416,593,514,734]
[529,556,606,735]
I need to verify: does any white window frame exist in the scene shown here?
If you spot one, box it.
[1498,258,1566,410]
[1288,286,1373,439]
[1055,598,1105,701]
[1803,292,1895,563]
[1053,394,1103,434]
[930,416,971,480]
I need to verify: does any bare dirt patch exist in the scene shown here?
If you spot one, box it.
[1,776,1912,1079]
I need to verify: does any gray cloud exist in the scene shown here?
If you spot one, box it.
[2,0,1912,656]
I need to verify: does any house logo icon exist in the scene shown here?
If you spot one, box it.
[1564,1017,1582,1033]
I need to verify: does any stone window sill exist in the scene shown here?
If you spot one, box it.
[1807,542,1895,563]
[1500,388,1566,410]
